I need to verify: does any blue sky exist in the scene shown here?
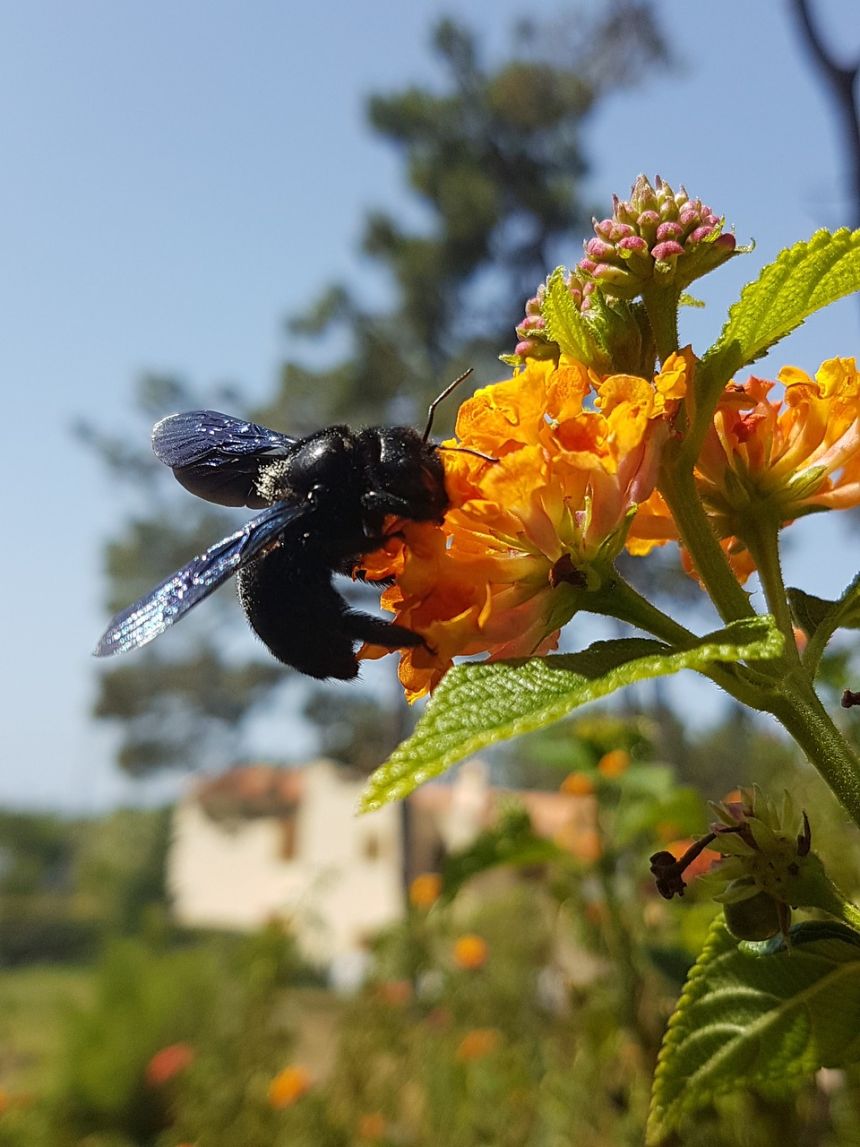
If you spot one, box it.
[3,1,859,810]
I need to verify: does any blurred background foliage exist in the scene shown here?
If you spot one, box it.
[2,711,860,1144]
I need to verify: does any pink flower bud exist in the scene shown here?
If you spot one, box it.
[616,235,649,253]
[655,221,683,243]
[651,240,685,261]
[518,315,545,331]
[585,237,614,260]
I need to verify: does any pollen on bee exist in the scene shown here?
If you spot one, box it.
[255,460,292,504]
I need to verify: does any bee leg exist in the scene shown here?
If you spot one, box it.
[342,611,428,650]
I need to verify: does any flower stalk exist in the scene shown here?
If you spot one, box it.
[656,455,755,625]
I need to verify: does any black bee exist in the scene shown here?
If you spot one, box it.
[94,374,478,680]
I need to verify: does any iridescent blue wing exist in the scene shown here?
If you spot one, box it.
[152,410,297,507]
[94,500,304,656]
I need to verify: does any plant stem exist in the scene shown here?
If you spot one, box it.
[658,457,755,625]
[595,573,860,824]
[595,849,651,1050]
[591,574,767,711]
[640,284,681,362]
[741,517,800,668]
[767,682,860,830]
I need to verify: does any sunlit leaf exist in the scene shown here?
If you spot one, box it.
[692,229,860,449]
[359,618,782,812]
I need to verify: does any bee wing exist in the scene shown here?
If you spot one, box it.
[94,500,305,657]
[152,410,297,507]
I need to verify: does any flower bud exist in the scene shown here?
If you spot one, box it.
[702,787,852,939]
[576,175,737,299]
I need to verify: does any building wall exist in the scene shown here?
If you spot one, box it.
[168,761,403,962]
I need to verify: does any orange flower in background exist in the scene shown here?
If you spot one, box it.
[560,771,595,796]
[453,933,489,970]
[693,357,860,578]
[409,871,443,909]
[376,979,413,1006]
[557,825,603,863]
[145,1042,194,1086]
[358,1112,387,1140]
[597,748,631,777]
[361,352,688,698]
[456,1027,503,1061]
[268,1065,312,1109]
[665,838,721,882]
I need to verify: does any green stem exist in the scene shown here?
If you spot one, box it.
[640,284,681,362]
[590,573,766,711]
[595,850,649,1047]
[795,865,860,931]
[741,518,800,668]
[658,457,755,625]
[768,682,860,830]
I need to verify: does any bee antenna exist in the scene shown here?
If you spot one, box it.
[435,444,498,464]
[421,368,474,442]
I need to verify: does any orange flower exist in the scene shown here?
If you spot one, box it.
[597,748,631,777]
[409,872,443,909]
[377,979,413,1006]
[453,933,489,969]
[145,1042,194,1086]
[560,771,595,796]
[456,1027,503,1061]
[268,1065,312,1109]
[557,825,602,863]
[361,353,688,697]
[693,358,860,577]
[358,1112,387,1140]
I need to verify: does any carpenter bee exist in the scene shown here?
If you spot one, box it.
[94,373,478,680]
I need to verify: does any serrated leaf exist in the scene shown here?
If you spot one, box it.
[647,917,860,1145]
[693,229,860,444]
[541,267,611,371]
[359,618,782,812]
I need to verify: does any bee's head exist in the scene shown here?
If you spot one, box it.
[360,426,449,522]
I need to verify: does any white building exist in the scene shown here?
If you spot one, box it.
[168,759,597,965]
[168,760,404,964]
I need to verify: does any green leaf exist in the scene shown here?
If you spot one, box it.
[541,266,612,371]
[647,917,860,1145]
[692,229,860,447]
[359,618,782,812]
[440,803,564,901]
[791,573,860,675]
[787,587,835,638]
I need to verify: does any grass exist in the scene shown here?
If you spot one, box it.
[0,966,93,1093]
[0,963,345,1100]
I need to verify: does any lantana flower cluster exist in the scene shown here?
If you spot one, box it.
[360,177,860,699]
[363,351,689,697]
